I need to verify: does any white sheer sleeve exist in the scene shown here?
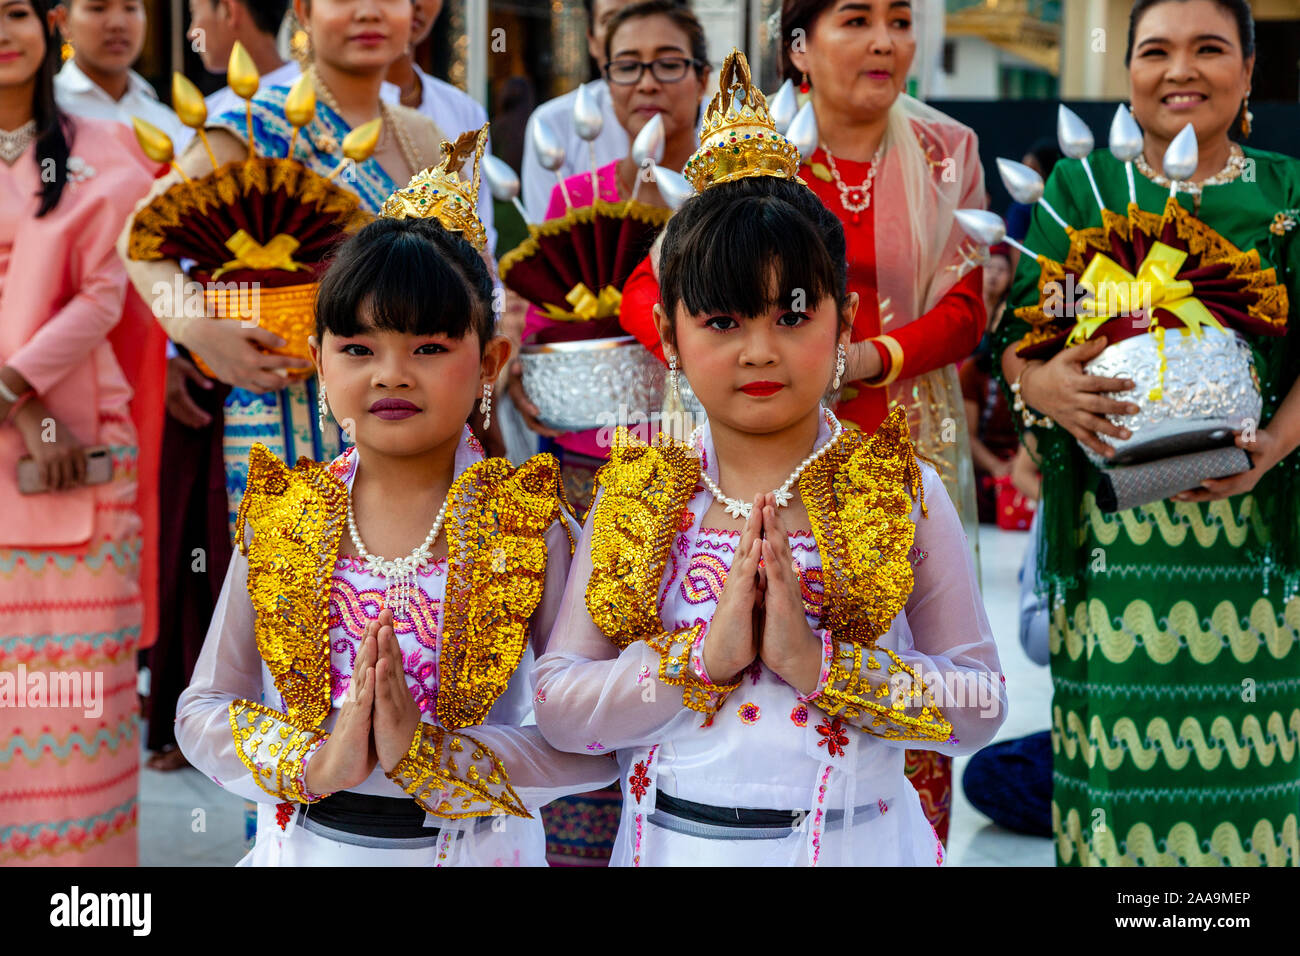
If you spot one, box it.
[802,464,1007,755]
[174,546,326,804]
[384,520,617,818]
[532,495,739,755]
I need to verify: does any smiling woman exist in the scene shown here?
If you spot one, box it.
[996,0,1300,868]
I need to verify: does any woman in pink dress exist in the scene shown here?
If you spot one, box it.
[0,0,155,865]
[507,0,708,511]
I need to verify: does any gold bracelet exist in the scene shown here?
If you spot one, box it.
[862,335,904,387]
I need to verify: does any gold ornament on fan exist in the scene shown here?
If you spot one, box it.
[126,42,375,382]
[380,124,490,251]
[682,48,804,193]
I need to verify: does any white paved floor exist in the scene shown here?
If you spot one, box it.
[137,524,1055,866]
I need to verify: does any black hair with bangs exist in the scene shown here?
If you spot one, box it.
[315,216,494,348]
[657,175,849,345]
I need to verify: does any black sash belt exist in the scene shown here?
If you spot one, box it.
[297,791,440,847]
[649,791,884,841]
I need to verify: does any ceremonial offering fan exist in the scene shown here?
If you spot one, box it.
[496,114,676,346]
[126,43,375,381]
[487,98,707,430]
[958,114,1288,511]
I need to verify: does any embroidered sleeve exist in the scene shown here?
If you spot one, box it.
[800,628,953,743]
[228,699,330,803]
[643,622,741,716]
[386,720,530,820]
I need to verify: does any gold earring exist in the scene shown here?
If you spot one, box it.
[61,40,74,62]
[1240,95,1252,138]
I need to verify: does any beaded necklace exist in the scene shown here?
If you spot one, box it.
[691,408,843,519]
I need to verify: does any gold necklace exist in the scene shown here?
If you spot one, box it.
[308,65,424,178]
[1134,141,1246,194]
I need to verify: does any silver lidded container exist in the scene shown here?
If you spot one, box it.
[1082,325,1261,467]
[519,335,702,433]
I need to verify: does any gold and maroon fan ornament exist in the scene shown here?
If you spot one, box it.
[127,42,377,381]
[957,109,1288,510]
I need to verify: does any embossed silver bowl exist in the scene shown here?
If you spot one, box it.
[1083,326,1260,467]
[519,335,702,433]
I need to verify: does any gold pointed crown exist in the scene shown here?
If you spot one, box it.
[380,124,489,250]
[683,49,803,193]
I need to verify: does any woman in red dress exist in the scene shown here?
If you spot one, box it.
[621,0,990,846]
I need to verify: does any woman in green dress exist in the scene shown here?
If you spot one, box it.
[996,0,1300,866]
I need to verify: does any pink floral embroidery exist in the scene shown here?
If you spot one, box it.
[328,445,357,482]
[635,664,652,685]
[533,688,546,704]
[464,426,484,457]
[629,761,651,803]
[878,799,889,815]
[907,545,929,567]
[736,702,760,725]
[678,507,695,531]
[816,717,849,758]
[810,764,832,866]
[790,704,808,727]
[586,741,604,752]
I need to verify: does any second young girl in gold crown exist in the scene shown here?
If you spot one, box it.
[534,53,1006,866]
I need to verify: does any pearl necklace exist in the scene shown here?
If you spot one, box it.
[823,144,883,224]
[692,409,843,519]
[0,120,36,166]
[346,488,450,615]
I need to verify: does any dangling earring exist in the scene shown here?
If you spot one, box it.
[833,344,846,391]
[479,383,493,430]
[318,380,332,433]
[60,40,74,62]
[667,352,681,403]
[1240,95,1252,138]
[799,72,810,95]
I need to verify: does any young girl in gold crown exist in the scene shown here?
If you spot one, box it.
[175,130,614,866]
[534,52,1006,866]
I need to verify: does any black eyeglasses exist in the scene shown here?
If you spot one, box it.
[603,56,701,86]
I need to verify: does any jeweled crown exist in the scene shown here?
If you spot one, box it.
[381,123,489,250]
[683,49,803,193]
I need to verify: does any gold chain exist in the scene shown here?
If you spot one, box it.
[308,65,424,178]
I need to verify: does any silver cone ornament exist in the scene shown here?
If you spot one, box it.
[530,116,572,208]
[652,165,694,211]
[1162,122,1199,194]
[482,153,532,226]
[1109,103,1144,205]
[1057,105,1095,158]
[997,157,1044,204]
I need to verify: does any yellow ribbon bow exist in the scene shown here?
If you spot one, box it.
[541,282,624,322]
[1066,241,1223,345]
[212,230,305,279]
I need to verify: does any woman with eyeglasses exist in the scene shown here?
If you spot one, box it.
[505,0,709,867]
[506,0,708,509]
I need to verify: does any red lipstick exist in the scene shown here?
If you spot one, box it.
[369,398,420,420]
[739,381,785,397]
